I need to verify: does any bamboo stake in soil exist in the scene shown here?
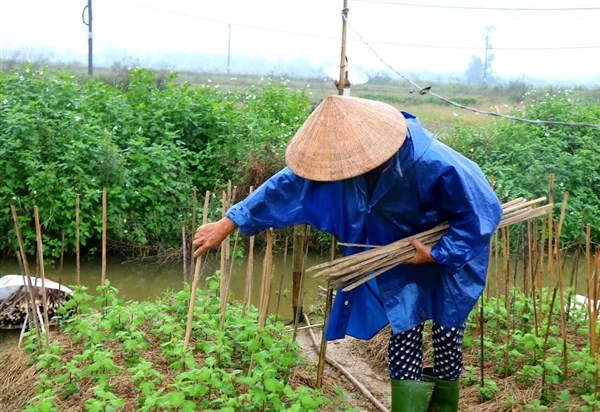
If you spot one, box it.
[220,191,228,306]
[274,236,289,321]
[59,231,65,289]
[10,205,42,348]
[248,229,275,377]
[101,187,107,286]
[317,237,336,389]
[33,206,50,346]
[182,227,187,283]
[541,287,559,402]
[242,187,255,317]
[555,192,570,378]
[181,190,210,367]
[502,226,511,378]
[303,314,389,412]
[220,230,240,330]
[75,194,81,286]
[547,174,555,303]
[189,186,198,278]
[585,225,594,354]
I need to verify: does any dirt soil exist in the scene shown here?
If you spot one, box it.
[295,328,392,412]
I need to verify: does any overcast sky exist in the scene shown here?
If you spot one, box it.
[1,0,599,84]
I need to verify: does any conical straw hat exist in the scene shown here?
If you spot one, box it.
[286,95,407,181]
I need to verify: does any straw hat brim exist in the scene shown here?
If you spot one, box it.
[286,95,407,182]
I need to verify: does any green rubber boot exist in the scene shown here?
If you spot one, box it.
[391,379,434,412]
[423,367,460,412]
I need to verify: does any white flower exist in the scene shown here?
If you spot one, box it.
[207,79,212,83]
[138,127,142,133]
[11,196,16,200]
[214,84,219,89]
[75,116,81,122]
[2,99,7,105]
[123,219,127,223]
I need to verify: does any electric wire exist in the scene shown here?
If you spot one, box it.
[343,15,600,129]
[353,1,600,12]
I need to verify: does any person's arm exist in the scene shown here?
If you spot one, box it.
[193,167,322,256]
[426,162,502,275]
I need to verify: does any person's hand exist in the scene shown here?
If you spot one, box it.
[193,217,237,257]
[406,237,436,265]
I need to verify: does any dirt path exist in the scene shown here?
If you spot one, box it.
[295,329,392,412]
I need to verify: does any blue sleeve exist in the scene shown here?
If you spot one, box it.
[426,158,502,276]
[226,167,329,237]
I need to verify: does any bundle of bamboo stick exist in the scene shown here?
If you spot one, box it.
[309,197,551,292]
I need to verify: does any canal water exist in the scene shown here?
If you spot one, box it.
[0,251,330,349]
[0,251,588,350]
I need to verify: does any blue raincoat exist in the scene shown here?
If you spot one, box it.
[226,112,502,341]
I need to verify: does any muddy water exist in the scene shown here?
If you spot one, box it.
[0,252,330,349]
[0,252,588,350]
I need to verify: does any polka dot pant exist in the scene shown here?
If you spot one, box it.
[388,322,465,381]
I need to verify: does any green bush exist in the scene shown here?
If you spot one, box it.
[442,89,600,244]
[0,65,310,256]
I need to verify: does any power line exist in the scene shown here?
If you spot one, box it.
[120,1,600,52]
[353,1,600,11]
[343,15,600,129]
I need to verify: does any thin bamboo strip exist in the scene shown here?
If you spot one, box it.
[33,206,50,347]
[502,196,546,214]
[101,187,107,286]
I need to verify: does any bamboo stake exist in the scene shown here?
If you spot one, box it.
[566,213,586,321]
[292,227,311,343]
[248,229,275,377]
[33,206,50,346]
[220,230,240,330]
[181,190,210,367]
[503,226,511,378]
[555,193,569,378]
[547,174,555,303]
[541,287,558,402]
[585,226,594,354]
[274,236,289,321]
[16,254,34,333]
[182,227,187,283]
[304,314,389,412]
[190,186,198,278]
[75,194,81,286]
[538,215,547,320]
[101,187,107,286]
[10,206,42,348]
[317,237,336,388]
[220,191,227,305]
[242,187,255,317]
[59,231,65,290]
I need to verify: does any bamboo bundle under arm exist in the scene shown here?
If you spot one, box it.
[311,197,552,292]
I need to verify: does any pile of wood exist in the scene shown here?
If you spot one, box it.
[0,275,72,330]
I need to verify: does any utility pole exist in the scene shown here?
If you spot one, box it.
[227,23,231,74]
[82,0,93,76]
[336,0,350,95]
[483,35,489,84]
